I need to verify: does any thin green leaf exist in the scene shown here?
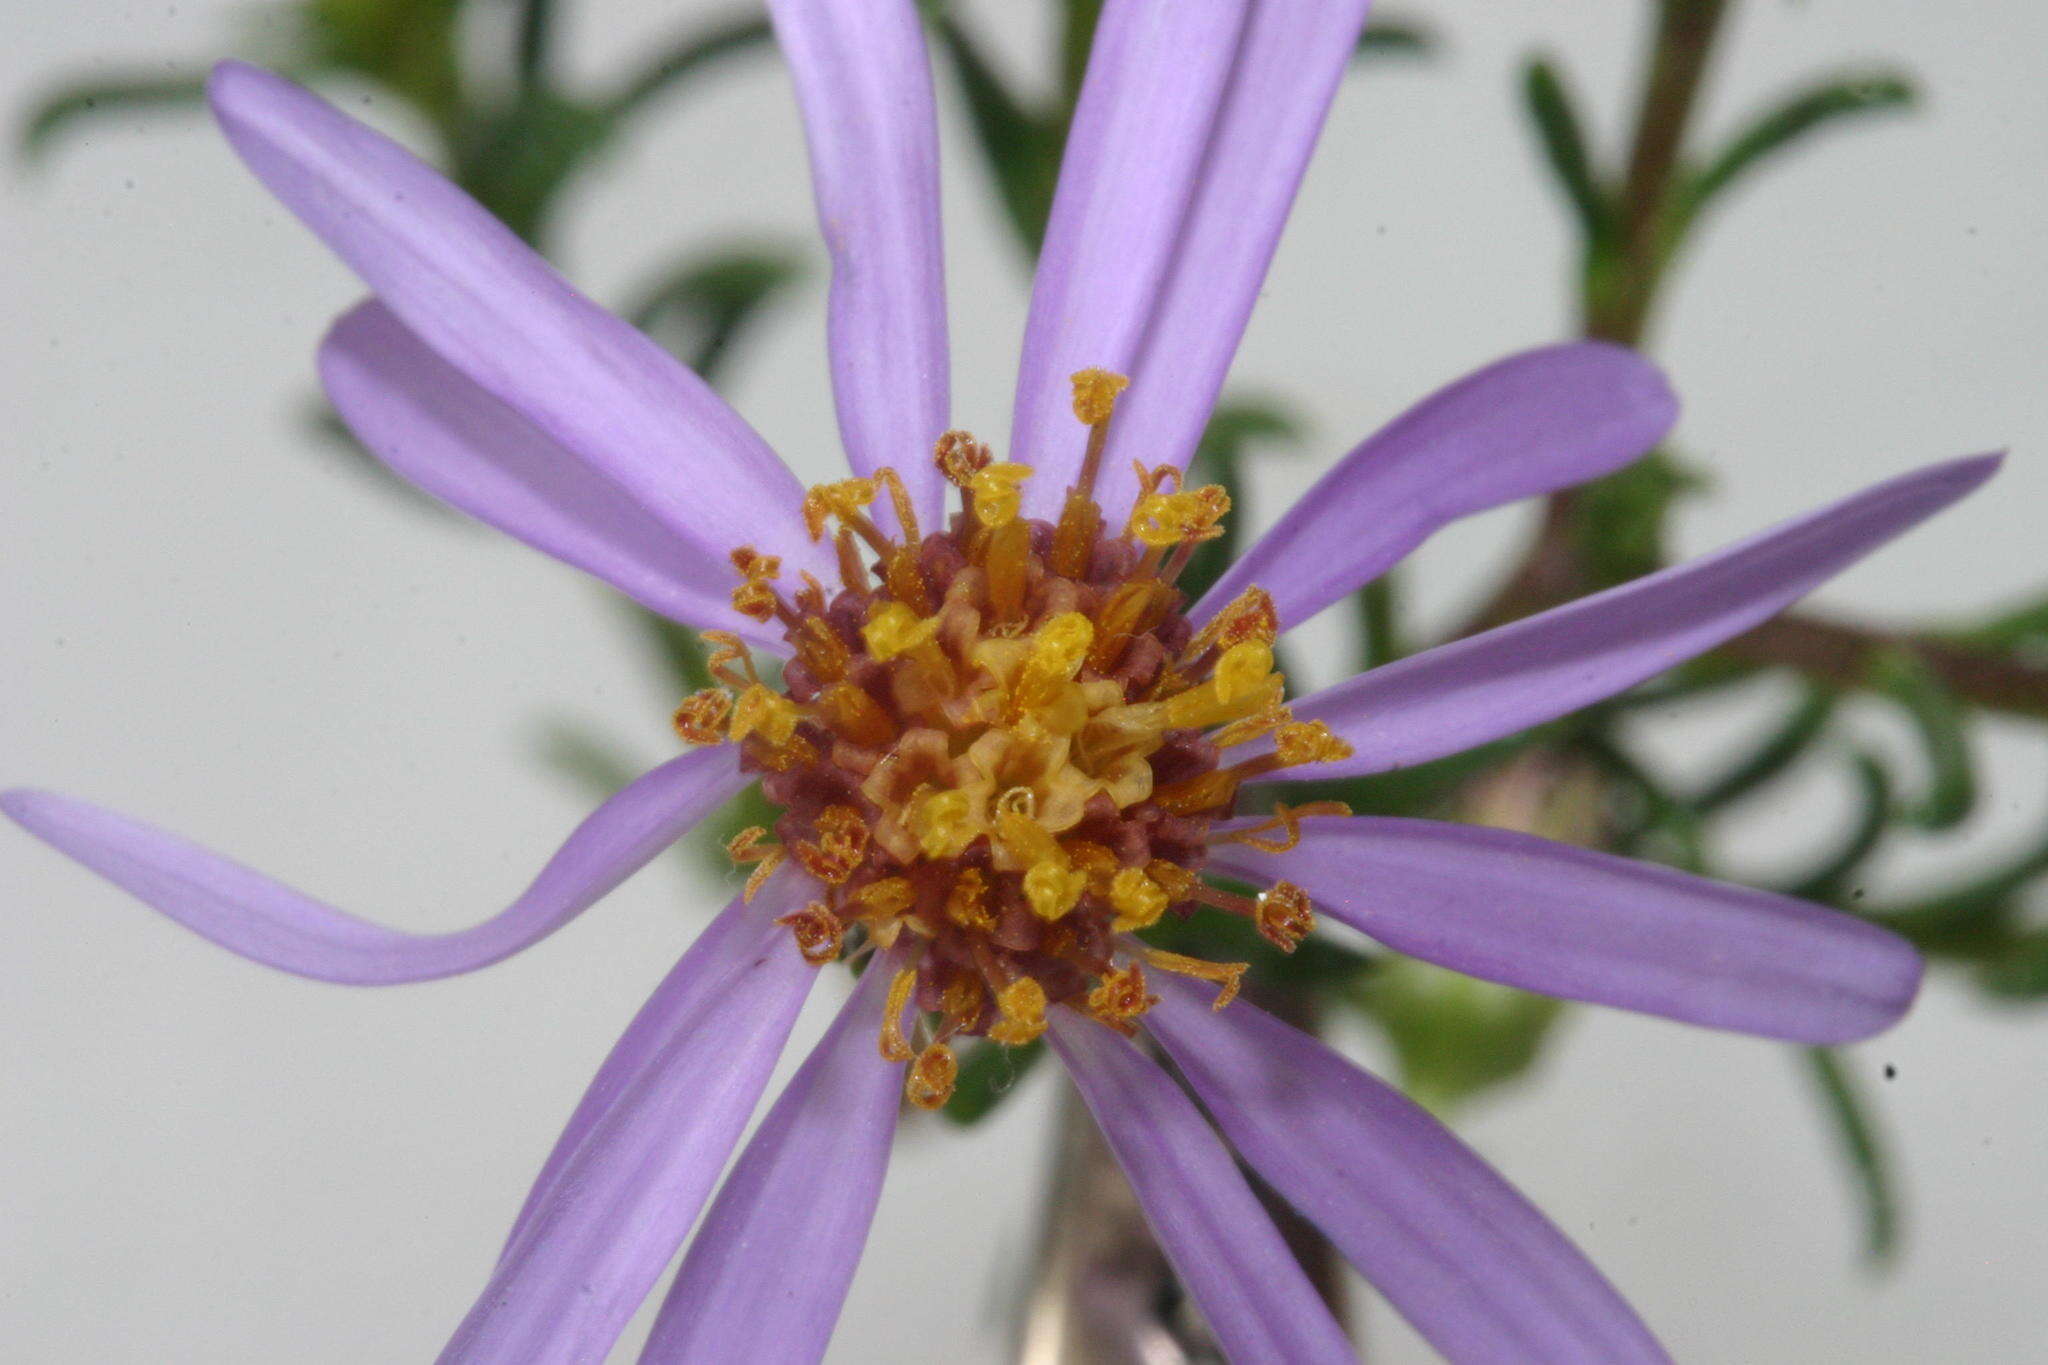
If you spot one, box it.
[605,13,775,124]
[1869,827,2048,951]
[934,15,1064,256]
[19,74,211,159]
[1782,751,1892,902]
[1521,57,1610,247]
[454,91,610,248]
[1355,18,1438,62]
[1056,0,1104,112]
[1678,72,1915,230]
[305,0,466,138]
[1691,684,1836,812]
[942,1038,1047,1125]
[1948,591,2048,659]
[1574,449,1707,587]
[1801,1047,1899,1264]
[627,246,808,383]
[1359,956,1567,1115]
[1868,648,1975,830]
[537,721,643,799]
[1976,930,2048,1000]
[1355,571,1406,671]
[516,0,557,91]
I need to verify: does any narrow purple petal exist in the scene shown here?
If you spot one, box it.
[641,944,911,1363]
[1145,980,1669,1364]
[1010,0,1248,512]
[768,0,949,528]
[1046,1011,1355,1364]
[1210,816,1923,1042]
[322,301,785,649]
[1286,453,2000,777]
[1102,0,1372,517]
[1,746,746,986]
[444,876,816,1364]
[499,870,819,1256]
[206,61,825,577]
[1195,344,1677,632]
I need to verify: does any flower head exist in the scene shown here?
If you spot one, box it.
[4,2,2000,1363]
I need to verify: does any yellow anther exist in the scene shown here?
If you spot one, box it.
[729,546,781,581]
[1070,368,1130,426]
[1141,947,1247,1010]
[1128,485,1230,548]
[802,477,880,541]
[855,876,917,918]
[1023,858,1089,921]
[988,977,1048,1046]
[728,683,799,746]
[1031,613,1094,677]
[1146,859,1197,905]
[671,688,733,746]
[1195,585,1278,655]
[905,1042,958,1110]
[1109,866,1170,931]
[1088,962,1156,1028]
[730,577,780,621]
[934,429,993,486]
[995,808,1061,867]
[1212,640,1275,703]
[1273,720,1353,767]
[1222,801,1352,854]
[1211,703,1293,749]
[915,789,979,860]
[878,967,920,1062]
[862,601,941,661]
[946,868,994,931]
[970,464,1033,528]
[1254,881,1315,953]
[793,805,869,885]
[775,902,844,965]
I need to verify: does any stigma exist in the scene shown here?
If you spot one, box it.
[675,369,1348,1110]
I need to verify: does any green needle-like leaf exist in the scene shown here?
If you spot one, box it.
[1355,18,1438,62]
[605,13,775,125]
[1677,71,1915,232]
[628,246,808,382]
[1783,751,1893,902]
[1520,57,1611,248]
[1177,399,1301,602]
[1691,684,1836,813]
[1869,648,1976,831]
[934,14,1064,256]
[1801,1046,1899,1265]
[19,73,212,159]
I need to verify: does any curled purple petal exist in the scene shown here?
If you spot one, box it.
[1145,980,1669,1364]
[1010,0,1248,512]
[769,0,949,528]
[1210,816,1922,1043]
[1285,453,2000,777]
[641,943,911,1363]
[1103,0,1372,516]
[1196,343,1677,632]
[206,61,825,578]
[1,747,746,986]
[1046,1010,1355,1364]
[444,875,817,1364]
[322,301,785,649]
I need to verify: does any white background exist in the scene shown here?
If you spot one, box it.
[5,0,2045,1360]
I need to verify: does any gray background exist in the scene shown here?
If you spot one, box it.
[5,0,2045,1359]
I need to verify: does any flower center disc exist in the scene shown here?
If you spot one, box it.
[673,371,1348,1108]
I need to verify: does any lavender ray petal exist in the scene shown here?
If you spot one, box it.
[1209,816,1922,1042]
[1046,1011,1356,1364]
[499,870,826,1257]
[1009,0,1248,513]
[768,0,949,528]
[1101,0,1372,518]
[206,61,825,578]
[323,301,786,650]
[1195,343,1677,632]
[640,942,911,1364]
[1284,453,2000,778]
[1144,980,1669,1364]
[442,877,817,1364]
[0,747,745,985]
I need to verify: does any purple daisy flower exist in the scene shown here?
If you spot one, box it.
[5,3,1998,1362]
